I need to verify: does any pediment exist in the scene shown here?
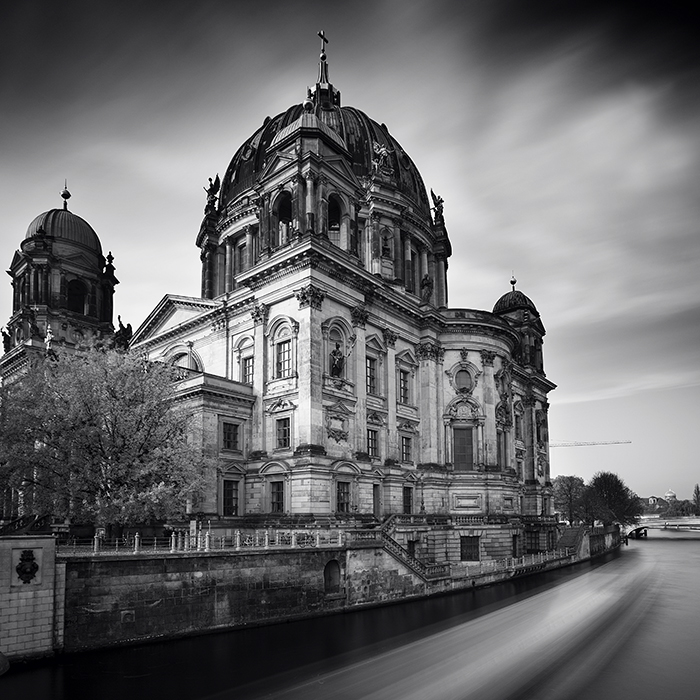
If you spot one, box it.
[396,349,418,366]
[365,333,385,352]
[320,156,362,189]
[325,399,354,416]
[131,294,221,344]
[259,151,297,182]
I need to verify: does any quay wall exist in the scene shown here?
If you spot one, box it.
[1,526,621,660]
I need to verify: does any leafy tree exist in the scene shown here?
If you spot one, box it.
[693,484,700,516]
[587,471,643,526]
[553,475,586,524]
[0,347,206,527]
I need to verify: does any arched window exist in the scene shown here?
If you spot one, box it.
[67,279,86,314]
[328,195,341,247]
[324,560,341,593]
[275,192,293,247]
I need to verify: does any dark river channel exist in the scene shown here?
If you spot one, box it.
[2,529,698,700]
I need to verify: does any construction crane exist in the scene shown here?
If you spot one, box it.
[550,441,632,448]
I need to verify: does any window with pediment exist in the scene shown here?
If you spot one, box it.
[445,396,483,472]
[328,194,343,247]
[395,349,418,406]
[267,317,298,382]
[365,335,386,397]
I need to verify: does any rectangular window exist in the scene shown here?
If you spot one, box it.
[453,426,474,471]
[336,481,350,513]
[366,356,377,394]
[367,428,378,458]
[515,414,523,440]
[222,422,239,451]
[460,536,480,561]
[403,486,413,514]
[242,356,254,385]
[399,370,410,404]
[271,481,284,513]
[237,243,246,272]
[276,417,291,449]
[276,339,292,378]
[401,435,412,463]
[222,480,238,516]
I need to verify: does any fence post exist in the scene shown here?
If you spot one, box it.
[170,532,177,553]
[264,531,270,549]
[93,534,100,553]
[235,530,241,550]
[291,531,297,548]
[134,532,141,554]
[205,532,210,552]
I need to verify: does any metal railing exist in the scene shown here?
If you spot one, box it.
[56,529,346,556]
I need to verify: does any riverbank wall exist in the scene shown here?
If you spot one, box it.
[0,525,620,661]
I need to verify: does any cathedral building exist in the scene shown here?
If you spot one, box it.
[129,43,558,559]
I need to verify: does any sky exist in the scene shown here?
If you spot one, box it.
[1,0,699,499]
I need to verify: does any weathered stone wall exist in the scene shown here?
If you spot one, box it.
[345,547,425,605]
[61,548,350,652]
[0,535,56,659]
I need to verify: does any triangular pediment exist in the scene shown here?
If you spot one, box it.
[325,399,354,416]
[259,151,297,182]
[396,348,418,366]
[321,156,363,189]
[131,294,221,344]
[365,333,385,352]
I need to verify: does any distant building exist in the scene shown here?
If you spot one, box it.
[129,46,557,559]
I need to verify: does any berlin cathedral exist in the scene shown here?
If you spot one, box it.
[1,40,557,560]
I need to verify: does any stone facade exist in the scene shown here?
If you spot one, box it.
[130,46,557,560]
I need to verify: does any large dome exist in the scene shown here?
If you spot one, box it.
[220,101,431,215]
[25,208,102,254]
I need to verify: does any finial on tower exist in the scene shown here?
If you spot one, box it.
[510,274,517,291]
[60,180,71,210]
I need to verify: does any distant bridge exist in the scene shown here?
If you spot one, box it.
[626,519,700,539]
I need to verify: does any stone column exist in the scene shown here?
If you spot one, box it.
[351,306,369,450]
[225,239,233,293]
[404,234,412,290]
[420,247,429,282]
[304,172,316,234]
[417,341,441,464]
[437,258,447,307]
[317,175,327,237]
[384,328,398,459]
[393,220,403,281]
[251,302,269,453]
[245,226,253,270]
[481,350,497,468]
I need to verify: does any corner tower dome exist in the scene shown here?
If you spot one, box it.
[24,185,102,254]
[493,277,540,317]
[25,209,103,254]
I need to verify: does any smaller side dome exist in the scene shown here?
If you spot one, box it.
[493,278,539,316]
[25,209,102,254]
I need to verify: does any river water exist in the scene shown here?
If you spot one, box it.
[2,528,698,699]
